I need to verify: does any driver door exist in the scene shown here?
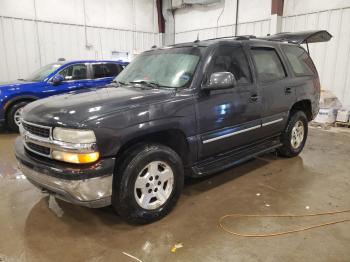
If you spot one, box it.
[196,44,262,159]
[47,63,89,95]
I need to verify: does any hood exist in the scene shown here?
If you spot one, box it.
[0,80,39,89]
[22,86,175,127]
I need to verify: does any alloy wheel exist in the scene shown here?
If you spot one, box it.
[291,120,304,149]
[134,161,174,210]
[14,107,23,127]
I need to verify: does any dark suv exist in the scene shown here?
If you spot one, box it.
[15,30,331,224]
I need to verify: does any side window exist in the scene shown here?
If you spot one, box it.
[92,63,121,79]
[282,45,316,76]
[207,45,252,84]
[251,48,286,82]
[59,64,87,80]
[107,63,122,76]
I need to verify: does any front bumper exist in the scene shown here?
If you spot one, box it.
[15,137,115,208]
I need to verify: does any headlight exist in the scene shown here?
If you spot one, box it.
[52,127,99,164]
[53,127,96,143]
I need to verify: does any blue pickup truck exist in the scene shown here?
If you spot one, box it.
[0,60,128,131]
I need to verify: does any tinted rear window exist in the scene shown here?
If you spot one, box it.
[92,63,121,78]
[282,45,316,76]
[251,48,286,82]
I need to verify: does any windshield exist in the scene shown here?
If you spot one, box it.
[25,63,62,82]
[115,47,201,88]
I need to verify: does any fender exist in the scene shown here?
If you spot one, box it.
[94,116,197,162]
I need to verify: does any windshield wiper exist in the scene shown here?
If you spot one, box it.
[109,80,127,87]
[129,80,161,89]
[17,78,27,81]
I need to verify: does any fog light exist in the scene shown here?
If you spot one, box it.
[52,150,99,164]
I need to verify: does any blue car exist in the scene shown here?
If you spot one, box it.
[0,60,128,131]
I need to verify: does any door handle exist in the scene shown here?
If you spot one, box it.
[285,87,292,95]
[249,94,259,102]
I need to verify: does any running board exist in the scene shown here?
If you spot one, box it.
[191,138,282,177]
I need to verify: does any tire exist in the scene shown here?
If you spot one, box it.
[112,143,184,224]
[278,111,308,158]
[6,101,29,132]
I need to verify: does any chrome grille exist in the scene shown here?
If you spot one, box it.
[22,121,50,138]
[20,121,52,158]
[26,142,50,156]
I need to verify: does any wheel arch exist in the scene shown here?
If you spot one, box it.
[4,95,38,122]
[290,99,312,121]
[117,129,192,167]
[4,95,37,111]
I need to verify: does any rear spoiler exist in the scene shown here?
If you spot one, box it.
[263,30,332,45]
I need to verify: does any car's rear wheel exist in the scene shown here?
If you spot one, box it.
[278,111,308,157]
[7,101,29,132]
[112,143,184,224]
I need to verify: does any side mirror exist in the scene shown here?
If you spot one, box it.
[203,72,237,91]
[51,75,64,86]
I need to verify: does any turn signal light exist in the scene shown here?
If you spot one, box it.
[52,150,100,164]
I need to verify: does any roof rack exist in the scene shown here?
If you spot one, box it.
[196,35,256,42]
[168,31,332,50]
[235,35,256,40]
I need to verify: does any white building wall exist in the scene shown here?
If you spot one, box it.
[283,0,350,16]
[174,0,271,43]
[283,0,350,109]
[1,0,349,107]
[173,0,350,108]
[0,0,162,82]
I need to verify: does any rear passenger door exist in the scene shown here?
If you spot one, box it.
[88,63,123,88]
[249,45,295,137]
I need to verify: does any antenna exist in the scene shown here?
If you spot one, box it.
[194,32,200,43]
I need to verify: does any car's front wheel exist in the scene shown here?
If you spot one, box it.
[278,111,308,157]
[7,101,29,132]
[112,143,184,224]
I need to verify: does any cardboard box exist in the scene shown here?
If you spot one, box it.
[314,108,337,124]
[336,109,350,123]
